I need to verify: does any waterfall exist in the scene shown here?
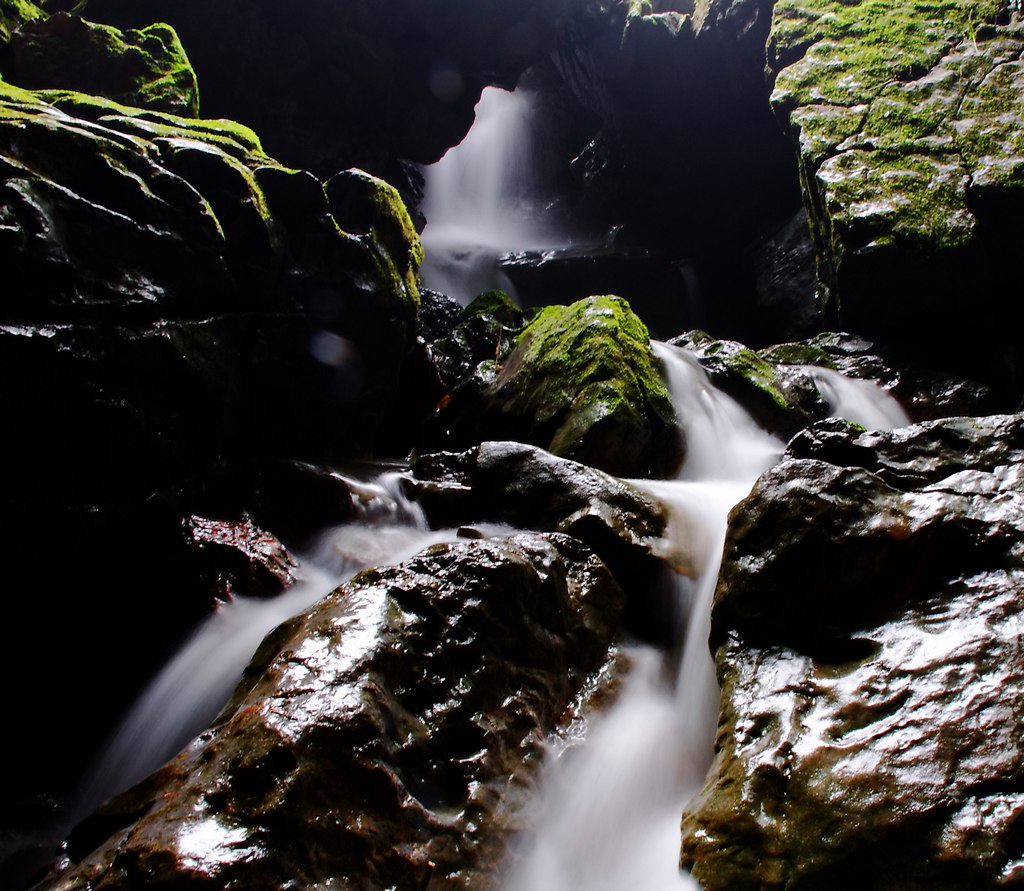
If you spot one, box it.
[75,471,497,822]
[419,86,571,304]
[807,365,911,430]
[504,343,909,890]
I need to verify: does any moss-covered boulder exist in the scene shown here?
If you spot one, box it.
[768,0,1024,367]
[10,14,199,116]
[682,413,1024,890]
[425,295,682,478]
[0,0,42,47]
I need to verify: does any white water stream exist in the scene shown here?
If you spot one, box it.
[76,472,503,822]
[504,345,910,889]
[73,340,909,889]
[419,86,572,303]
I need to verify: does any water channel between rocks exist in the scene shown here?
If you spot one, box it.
[76,337,909,888]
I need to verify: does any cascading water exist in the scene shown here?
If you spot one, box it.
[807,365,911,430]
[419,86,572,303]
[504,344,910,890]
[75,471,504,823]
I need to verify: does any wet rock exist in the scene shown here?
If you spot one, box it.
[425,289,525,391]
[761,332,1006,422]
[768,0,1024,373]
[0,0,42,49]
[751,208,819,340]
[682,412,1024,890]
[10,14,199,116]
[787,412,1024,491]
[410,439,671,592]
[43,532,625,891]
[0,75,421,851]
[670,330,827,438]
[184,514,298,602]
[424,295,683,478]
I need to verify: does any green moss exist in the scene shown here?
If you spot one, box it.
[759,342,836,368]
[0,0,43,45]
[491,295,677,475]
[9,15,200,117]
[325,169,422,304]
[770,0,1021,299]
[36,89,267,160]
[457,289,523,328]
[704,342,794,411]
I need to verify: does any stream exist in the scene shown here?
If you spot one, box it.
[68,84,913,889]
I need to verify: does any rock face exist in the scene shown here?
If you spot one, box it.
[80,0,582,176]
[681,413,1024,891]
[768,0,1024,373]
[10,14,199,116]
[0,17,423,853]
[425,295,682,479]
[43,533,624,891]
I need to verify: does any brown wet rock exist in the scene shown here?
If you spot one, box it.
[41,532,623,891]
[682,412,1024,891]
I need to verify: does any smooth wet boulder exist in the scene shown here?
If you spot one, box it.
[10,14,199,116]
[681,412,1024,890]
[43,532,624,891]
[411,438,672,581]
[424,295,682,478]
[768,0,1024,372]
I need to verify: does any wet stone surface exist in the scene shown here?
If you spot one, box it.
[41,532,624,891]
[682,413,1024,891]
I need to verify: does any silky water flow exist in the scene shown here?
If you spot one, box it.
[76,472,512,824]
[419,85,572,304]
[503,343,910,889]
[74,349,910,888]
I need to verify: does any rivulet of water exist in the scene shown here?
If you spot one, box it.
[504,342,910,889]
[76,471,478,821]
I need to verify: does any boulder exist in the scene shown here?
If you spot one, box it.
[409,438,673,600]
[10,14,199,116]
[423,295,683,478]
[768,0,1024,378]
[681,412,1024,890]
[42,533,624,891]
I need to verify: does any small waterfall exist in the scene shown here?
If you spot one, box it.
[419,86,571,303]
[807,365,911,430]
[505,343,910,889]
[76,471,475,820]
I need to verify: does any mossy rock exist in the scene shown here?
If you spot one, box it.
[10,13,199,116]
[0,0,42,46]
[483,295,682,478]
[671,331,828,438]
[768,0,1024,352]
[326,168,423,304]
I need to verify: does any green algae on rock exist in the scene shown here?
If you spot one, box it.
[325,168,424,305]
[0,0,42,46]
[487,295,682,478]
[768,0,1024,353]
[10,13,200,116]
